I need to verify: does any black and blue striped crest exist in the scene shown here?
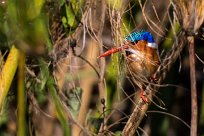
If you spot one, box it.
[125,31,155,43]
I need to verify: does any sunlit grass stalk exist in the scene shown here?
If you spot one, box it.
[17,52,26,136]
[39,58,71,136]
[0,45,19,111]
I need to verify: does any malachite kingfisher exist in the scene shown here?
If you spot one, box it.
[98,30,161,102]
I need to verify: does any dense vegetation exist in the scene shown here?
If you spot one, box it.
[0,0,204,136]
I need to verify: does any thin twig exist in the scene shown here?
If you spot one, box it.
[77,55,100,78]
[147,110,190,129]
[188,36,197,136]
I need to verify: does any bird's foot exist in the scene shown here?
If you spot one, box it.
[140,90,148,103]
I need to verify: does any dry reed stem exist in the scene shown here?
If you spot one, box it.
[97,0,107,106]
[188,36,197,136]
[172,0,204,135]
[97,0,107,133]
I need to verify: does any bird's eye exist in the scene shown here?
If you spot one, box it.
[130,41,138,45]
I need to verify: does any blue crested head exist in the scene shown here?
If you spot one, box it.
[125,30,155,43]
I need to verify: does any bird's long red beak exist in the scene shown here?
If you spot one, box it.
[97,44,129,58]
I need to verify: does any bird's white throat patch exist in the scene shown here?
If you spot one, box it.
[147,42,157,49]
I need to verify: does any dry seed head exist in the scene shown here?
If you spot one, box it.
[173,0,204,33]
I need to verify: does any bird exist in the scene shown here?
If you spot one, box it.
[98,30,161,102]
